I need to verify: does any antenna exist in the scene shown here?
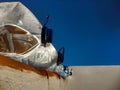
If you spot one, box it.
[43,16,50,27]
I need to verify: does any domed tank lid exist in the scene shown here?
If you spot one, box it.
[0,2,42,34]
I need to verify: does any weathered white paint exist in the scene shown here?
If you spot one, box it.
[0,2,42,34]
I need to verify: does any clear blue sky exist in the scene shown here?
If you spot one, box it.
[1,0,120,66]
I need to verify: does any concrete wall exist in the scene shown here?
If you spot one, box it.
[0,66,48,90]
[1,66,120,90]
[0,55,120,90]
[68,66,120,90]
[0,55,66,90]
[0,66,67,90]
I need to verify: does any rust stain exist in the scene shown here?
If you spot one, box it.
[4,25,27,34]
[0,55,61,79]
[46,70,61,79]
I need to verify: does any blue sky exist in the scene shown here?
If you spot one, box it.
[1,0,120,66]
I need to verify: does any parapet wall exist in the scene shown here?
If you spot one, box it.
[0,55,67,90]
[0,55,120,90]
[68,66,120,90]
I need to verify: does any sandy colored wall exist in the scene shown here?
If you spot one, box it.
[0,55,67,90]
[1,66,120,90]
[0,55,120,90]
[68,66,120,90]
[0,66,68,90]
